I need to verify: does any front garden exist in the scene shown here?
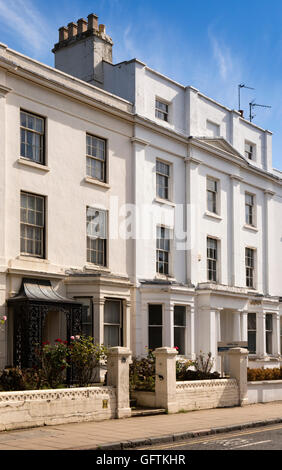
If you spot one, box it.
[0,335,108,392]
[129,349,221,393]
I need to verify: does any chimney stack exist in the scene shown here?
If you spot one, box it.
[68,22,78,38]
[59,26,68,42]
[53,13,113,86]
[77,18,88,35]
[88,13,98,31]
[99,24,106,34]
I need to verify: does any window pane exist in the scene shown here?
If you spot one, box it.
[266,313,273,331]
[174,327,185,355]
[248,313,256,354]
[248,331,256,354]
[174,306,186,326]
[248,313,256,330]
[266,332,272,354]
[155,100,168,121]
[156,160,170,176]
[104,301,121,324]
[156,160,170,200]
[149,305,162,326]
[20,192,44,257]
[207,178,217,192]
[104,325,120,347]
[149,326,162,350]
[20,111,44,164]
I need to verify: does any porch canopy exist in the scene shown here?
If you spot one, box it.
[8,278,82,369]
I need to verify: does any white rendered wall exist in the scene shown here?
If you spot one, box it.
[4,73,133,279]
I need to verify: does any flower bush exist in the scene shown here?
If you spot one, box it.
[130,348,156,392]
[69,335,108,387]
[36,339,70,389]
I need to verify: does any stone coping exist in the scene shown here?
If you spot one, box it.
[0,385,115,403]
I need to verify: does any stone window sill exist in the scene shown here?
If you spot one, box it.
[155,274,175,281]
[154,197,175,207]
[18,158,50,172]
[243,224,258,232]
[204,211,222,221]
[17,255,50,264]
[84,264,111,273]
[84,176,110,189]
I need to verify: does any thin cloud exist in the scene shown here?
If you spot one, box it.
[210,35,230,80]
[0,0,52,56]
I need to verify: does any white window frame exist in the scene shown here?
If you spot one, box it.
[156,226,173,276]
[265,313,273,355]
[20,191,45,259]
[148,304,163,351]
[155,98,169,122]
[156,159,171,201]
[86,207,108,267]
[245,247,256,289]
[248,312,257,355]
[20,110,45,165]
[174,305,187,355]
[104,299,123,348]
[207,237,220,282]
[245,192,256,227]
[86,134,107,183]
[206,177,220,215]
[245,140,256,161]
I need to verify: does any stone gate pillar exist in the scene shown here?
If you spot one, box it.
[107,347,132,419]
[228,347,248,406]
[153,347,178,413]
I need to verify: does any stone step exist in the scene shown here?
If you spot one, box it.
[131,407,166,417]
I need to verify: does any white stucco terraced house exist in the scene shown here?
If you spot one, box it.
[0,13,281,374]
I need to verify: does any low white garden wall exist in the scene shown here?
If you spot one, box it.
[132,391,156,409]
[248,380,282,404]
[133,379,240,412]
[176,379,239,411]
[0,386,116,431]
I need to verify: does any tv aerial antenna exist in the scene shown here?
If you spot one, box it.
[249,100,271,122]
[238,83,254,111]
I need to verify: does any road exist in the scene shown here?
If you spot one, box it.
[137,423,282,450]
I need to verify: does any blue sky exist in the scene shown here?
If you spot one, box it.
[0,0,282,169]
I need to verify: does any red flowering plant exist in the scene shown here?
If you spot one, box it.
[36,339,70,389]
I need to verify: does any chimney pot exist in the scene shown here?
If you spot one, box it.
[99,24,106,34]
[77,18,87,35]
[59,26,68,42]
[88,13,98,31]
[68,22,78,38]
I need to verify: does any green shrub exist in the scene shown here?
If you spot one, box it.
[69,335,108,387]
[247,367,282,381]
[0,367,26,391]
[176,352,220,381]
[130,349,155,392]
[35,339,70,389]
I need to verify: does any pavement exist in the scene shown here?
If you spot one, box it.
[1,401,282,450]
